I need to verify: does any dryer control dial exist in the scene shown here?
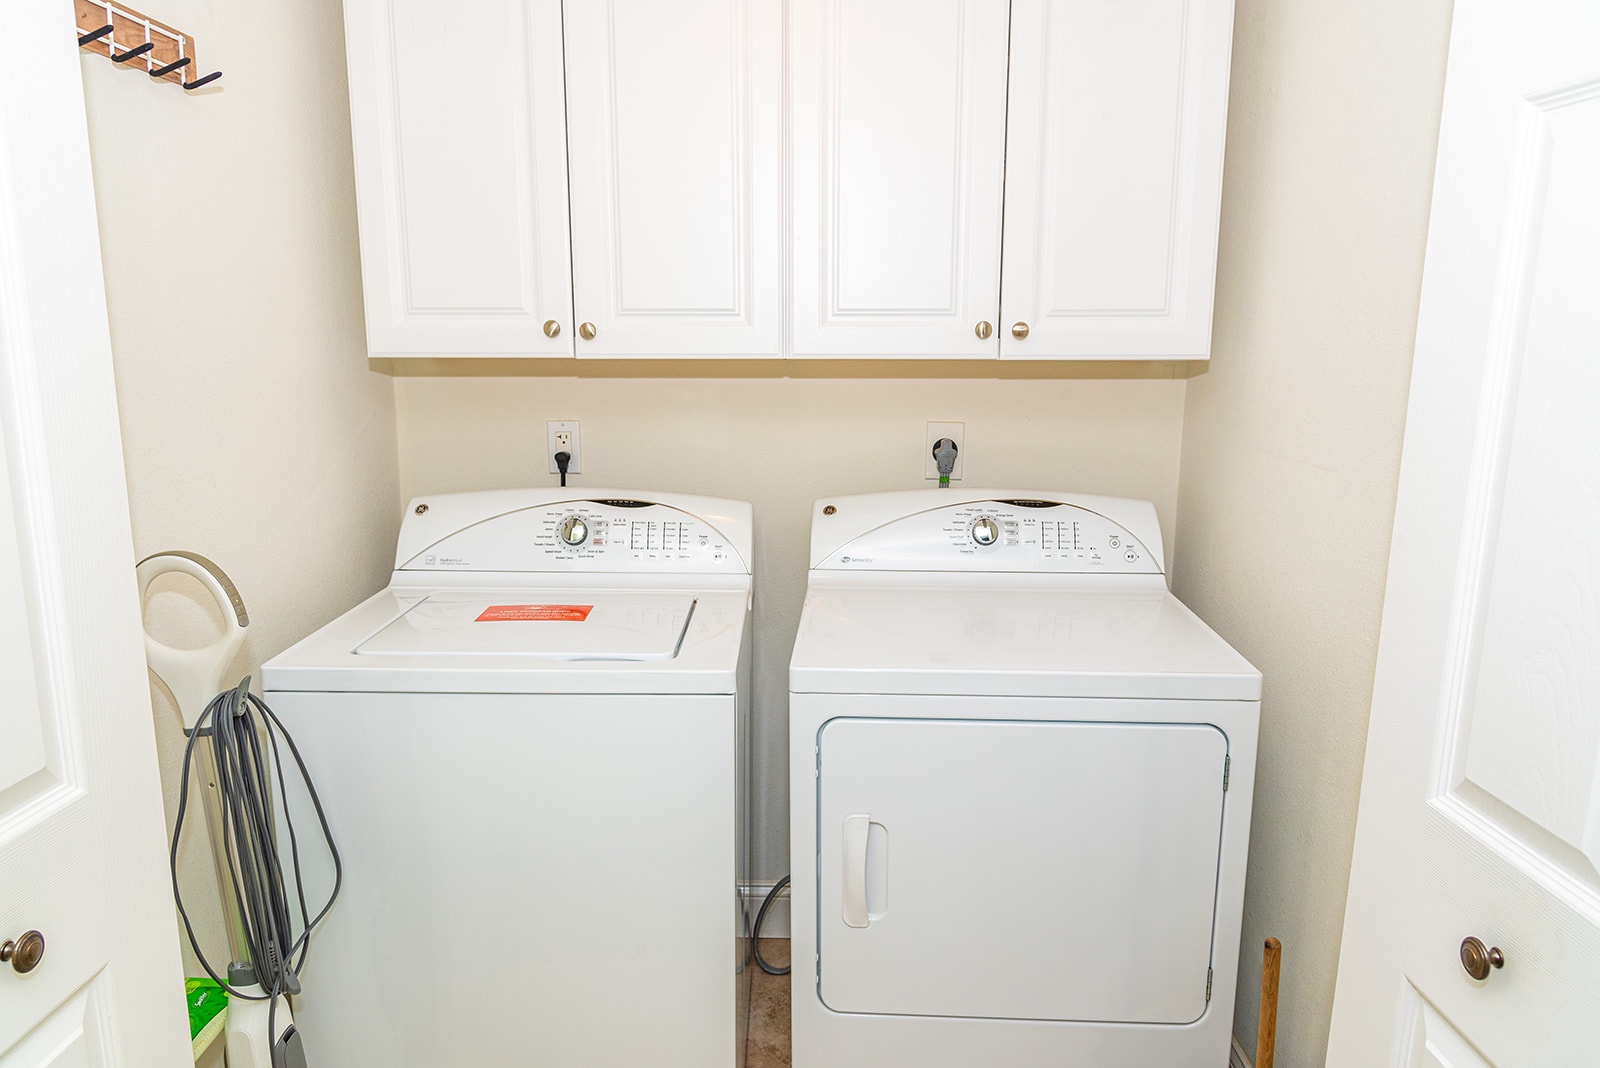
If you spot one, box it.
[970,516,1001,547]
[558,516,589,546]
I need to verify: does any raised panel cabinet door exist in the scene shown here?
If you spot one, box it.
[343,0,574,357]
[564,0,781,358]
[791,0,1010,358]
[1000,0,1235,359]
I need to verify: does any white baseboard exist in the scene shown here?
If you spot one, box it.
[1230,1036,1253,1068]
[742,881,790,939]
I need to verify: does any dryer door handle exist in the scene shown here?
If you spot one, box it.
[842,814,871,928]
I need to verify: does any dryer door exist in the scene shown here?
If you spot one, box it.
[816,716,1228,1023]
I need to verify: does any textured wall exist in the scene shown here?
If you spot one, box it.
[80,0,400,971]
[1172,0,1455,1061]
[391,367,1188,880]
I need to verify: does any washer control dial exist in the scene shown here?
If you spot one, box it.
[558,516,589,546]
[970,516,1001,547]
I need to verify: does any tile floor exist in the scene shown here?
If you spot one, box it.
[745,939,791,1068]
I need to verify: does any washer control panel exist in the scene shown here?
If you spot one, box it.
[532,503,734,563]
[815,497,1162,574]
[398,498,747,574]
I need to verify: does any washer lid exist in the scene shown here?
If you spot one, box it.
[789,583,1260,700]
[261,578,749,695]
[354,592,697,661]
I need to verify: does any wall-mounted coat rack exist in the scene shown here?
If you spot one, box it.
[74,0,221,90]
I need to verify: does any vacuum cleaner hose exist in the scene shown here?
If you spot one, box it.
[171,677,340,1059]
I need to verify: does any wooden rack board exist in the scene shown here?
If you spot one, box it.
[74,0,199,86]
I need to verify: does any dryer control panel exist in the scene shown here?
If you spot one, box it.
[810,491,1164,575]
[394,491,751,574]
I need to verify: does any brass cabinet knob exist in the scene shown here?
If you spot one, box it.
[542,320,561,338]
[1459,936,1504,981]
[975,321,993,340]
[1011,322,1030,340]
[578,322,597,340]
[1,930,45,975]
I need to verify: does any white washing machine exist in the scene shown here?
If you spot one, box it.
[788,490,1260,1067]
[263,488,752,1067]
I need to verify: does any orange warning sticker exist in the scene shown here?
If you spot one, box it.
[475,604,594,622]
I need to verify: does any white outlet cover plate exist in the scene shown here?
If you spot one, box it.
[924,421,964,481]
[547,419,582,474]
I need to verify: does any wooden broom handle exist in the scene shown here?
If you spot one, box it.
[1257,937,1283,1068]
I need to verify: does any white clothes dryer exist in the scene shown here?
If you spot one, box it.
[263,488,752,1067]
[788,490,1260,1068]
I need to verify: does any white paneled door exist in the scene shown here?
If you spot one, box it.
[564,0,782,358]
[1000,0,1234,359]
[790,0,1010,358]
[344,0,574,357]
[1329,0,1600,1063]
[0,4,190,1066]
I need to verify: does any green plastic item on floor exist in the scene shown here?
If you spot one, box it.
[185,978,228,1059]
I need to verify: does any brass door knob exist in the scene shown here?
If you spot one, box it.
[1460,936,1504,981]
[1011,322,1030,339]
[578,322,597,340]
[543,320,561,338]
[1,930,45,975]
[975,321,993,340]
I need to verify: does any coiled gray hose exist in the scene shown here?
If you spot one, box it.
[171,677,340,1049]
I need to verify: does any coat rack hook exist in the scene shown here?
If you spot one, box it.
[74,1,216,95]
[111,41,156,63]
[149,56,191,78]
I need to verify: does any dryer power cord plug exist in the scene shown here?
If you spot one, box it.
[555,450,571,488]
[932,437,959,488]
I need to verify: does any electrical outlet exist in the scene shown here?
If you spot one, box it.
[924,421,964,481]
[547,420,582,474]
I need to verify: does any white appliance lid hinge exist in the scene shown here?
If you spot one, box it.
[1206,967,1213,1002]
[1223,754,1231,792]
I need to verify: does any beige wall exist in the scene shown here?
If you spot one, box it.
[391,366,1188,877]
[1173,0,1454,1062]
[80,1,399,970]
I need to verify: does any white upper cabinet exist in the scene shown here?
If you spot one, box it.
[790,0,1011,358]
[788,0,1232,361]
[341,1,1234,361]
[1000,0,1235,359]
[564,0,782,358]
[343,0,575,357]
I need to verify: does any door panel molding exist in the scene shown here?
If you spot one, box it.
[565,0,781,356]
